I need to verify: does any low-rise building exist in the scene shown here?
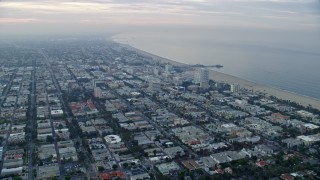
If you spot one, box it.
[38,164,60,179]
[156,161,180,175]
[297,133,320,146]
[163,146,185,158]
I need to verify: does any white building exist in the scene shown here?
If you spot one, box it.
[94,87,102,98]
[230,84,240,93]
[153,67,160,76]
[104,135,122,144]
[51,110,64,117]
[194,68,209,88]
[297,133,320,146]
[200,68,209,82]
[1,167,23,176]
[165,64,173,73]
[149,81,161,92]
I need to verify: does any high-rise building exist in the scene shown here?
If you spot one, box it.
[230,84,240,93]
[165,64,173,73]
[199,68,209,82]
[153,67,160,76]
[194,68,209,88]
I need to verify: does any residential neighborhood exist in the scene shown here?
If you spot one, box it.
[0,40,319,180]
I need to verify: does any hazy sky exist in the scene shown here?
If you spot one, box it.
[1,0,320,37]
[1,0,320,98]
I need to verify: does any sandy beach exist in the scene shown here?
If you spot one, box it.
[120,43,187,66]
[119,43,320,110]
[208,70,320,110]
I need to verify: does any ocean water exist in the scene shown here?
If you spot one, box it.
[111,0,320,100]
[113,30,320,100]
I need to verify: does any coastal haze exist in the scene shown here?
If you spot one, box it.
[113,28,320,100]
[2,1,320,179]
[2,0,319,99]
[112,0,320,100]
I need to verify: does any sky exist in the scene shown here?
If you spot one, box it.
[1,0,320,98]
[1,0,320,38]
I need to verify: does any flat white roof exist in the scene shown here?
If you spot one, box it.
[104,135,121,144]
[297,135,317,142]
[51,110,63,114]
[303,123,319,129]
[221,123,236,128]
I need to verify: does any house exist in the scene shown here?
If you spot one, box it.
[280,173,295,180]
[38,144,57,162]
[181,160,201,171]
[156,162,180,175]
[130,172,150,180]
[51,110,64,117]
[254,144,277,156]
[1,167,23,177]
[163,146,185,158]
[38,164,60,179]
[100,171,125,180]
[256,160,268,167]
[282,138,303,149]
[210,151,246,164]
[297,133,320,146]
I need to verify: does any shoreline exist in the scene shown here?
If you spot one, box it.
[118,43,187,67]
[115,41,320,110]
[208,70,320,109]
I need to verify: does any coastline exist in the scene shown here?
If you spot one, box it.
[208,70,320,110]
[118,43,187,67]
[115,41,320,110]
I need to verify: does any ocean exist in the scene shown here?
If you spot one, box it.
[113,29,320,100]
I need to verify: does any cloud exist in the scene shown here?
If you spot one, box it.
[0,0,319,33]
[0,18,39,23]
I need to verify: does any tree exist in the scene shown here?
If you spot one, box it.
[78,151,85,160]
[38,159,44,166]
[58,123,64,130]
[48,155,54,162]
[112,164,118,170]
[33,169,37,177]
[75,141,80,148]
[122,163,128,168]
[98,166,105,172]
[46,135,54,143]
[13,176,22,180]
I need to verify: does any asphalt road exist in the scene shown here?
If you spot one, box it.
[47,60,98,179]
[0,69,17,174]
[27,65,36,180]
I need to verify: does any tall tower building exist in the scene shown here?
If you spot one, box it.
[199,68,209,83]
[153,67,160,76]
[195,68,209,88]
[165,64,173,73]
[230,84,240,93]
